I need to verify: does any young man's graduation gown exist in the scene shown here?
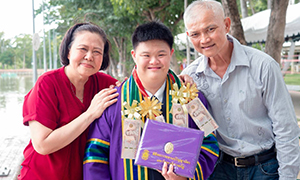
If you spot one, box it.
[83,70,219,180]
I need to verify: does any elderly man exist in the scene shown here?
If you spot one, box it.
[182,0,300,180]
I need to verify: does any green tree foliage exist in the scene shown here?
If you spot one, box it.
[47,0,138,78]
[48,0,195,74]
[0,32,13,68]
[110,0,194,73]
[0,50,14,68]
[13,35,33,68]
[250,0,268,14]
[236,0,268,17]
[110,0,193,35]
[1,0,295,71]
[0,32,11,54]
[0,33,34,69]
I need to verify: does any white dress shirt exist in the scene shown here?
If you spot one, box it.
[145,81,166,103]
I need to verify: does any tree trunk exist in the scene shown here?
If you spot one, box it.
[265,0,289,64]
[221,0,247,45]
[170,54,180,74]
[267,0,272,9]
[248,0,256,15]
[108,54,118,78]
[240,0,248,18]
[23,51,26,69]
[112,37,127,78]
[39,54,42,69]
[14,56,16,69]
[122,39,130,78]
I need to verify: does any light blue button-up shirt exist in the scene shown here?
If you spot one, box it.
[182,35,300,179]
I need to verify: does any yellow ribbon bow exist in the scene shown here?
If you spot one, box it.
[122,100,141,120]
[170,83,188,105]
[183,83,199,102]
[138,96,162,120]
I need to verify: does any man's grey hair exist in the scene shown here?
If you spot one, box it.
[183,0,225,28]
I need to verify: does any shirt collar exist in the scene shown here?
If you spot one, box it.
[228,34,249,68]
[145,80,166,102]
[196,56,209,73]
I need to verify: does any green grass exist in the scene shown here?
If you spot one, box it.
[284,74,300,86]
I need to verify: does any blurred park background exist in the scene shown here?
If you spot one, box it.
[0,0,299,79]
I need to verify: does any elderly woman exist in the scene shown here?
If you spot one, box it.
[18,22,119,180]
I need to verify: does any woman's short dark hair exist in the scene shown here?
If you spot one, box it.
[59,22,110,70]
[131,20,174,50]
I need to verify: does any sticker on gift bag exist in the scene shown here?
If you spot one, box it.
[188,98,218,136]
[121,118,142,159]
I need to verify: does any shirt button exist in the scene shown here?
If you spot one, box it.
[226,117,231,121]
[224,99,227,103]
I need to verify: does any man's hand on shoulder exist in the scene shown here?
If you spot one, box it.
[178,74,194,86]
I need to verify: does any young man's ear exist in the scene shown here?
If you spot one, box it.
[131,50,136,63]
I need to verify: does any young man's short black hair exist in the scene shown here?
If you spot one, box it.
[131,20,174,50]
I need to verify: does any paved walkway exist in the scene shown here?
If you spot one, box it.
[289,91,300,119]
[0,132,29,180]
[286,84,300,92]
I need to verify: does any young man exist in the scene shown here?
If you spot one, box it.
[182,1,300,179]
[83,21,219,180]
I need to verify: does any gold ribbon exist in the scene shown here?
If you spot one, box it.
[170,83,189,114]
[122,100,141,120]
[138,96,162,120]
[183,83,199,102]
[169,83,188,105]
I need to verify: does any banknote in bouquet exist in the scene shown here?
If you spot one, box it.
[134,119,204,178]
[188,98,218,136]
[121,118,142,159]
[172,103,188,128]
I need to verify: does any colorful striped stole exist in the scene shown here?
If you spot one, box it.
[121,69,181,180]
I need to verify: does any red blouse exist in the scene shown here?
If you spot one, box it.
[18,67,117,180]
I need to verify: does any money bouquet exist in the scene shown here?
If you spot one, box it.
[170,83,218,136]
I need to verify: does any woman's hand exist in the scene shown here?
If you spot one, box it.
[86,87,119,120]
[29,87,119,155]
[178,74,194,86]
[161,162,187,180]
